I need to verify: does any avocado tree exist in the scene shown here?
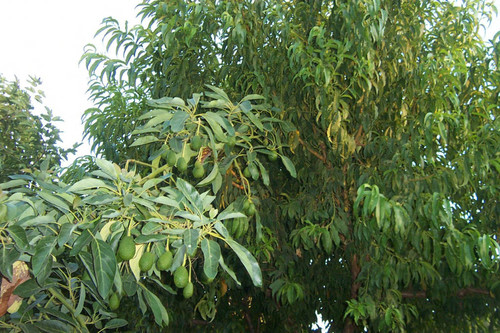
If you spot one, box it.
[1,0,499,332]
[0,75,76,182]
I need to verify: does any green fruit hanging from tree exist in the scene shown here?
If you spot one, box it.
[118,236,136,261]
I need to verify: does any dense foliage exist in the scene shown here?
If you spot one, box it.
[0,75,76,182]
[1,0,499,332]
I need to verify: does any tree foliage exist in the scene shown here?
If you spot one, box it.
[1,0,500,332]
[0,75,76,182]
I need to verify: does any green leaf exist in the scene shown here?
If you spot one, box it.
[176,178,203,214]
[135,234,168,243]
[58,223,77,247]
[104,319,128,330]
[201,239,220,279]
[170,110,190,132]
[0,247,20,281]
[7,225,28,251]
[95,158,118,179]
[218,256,241,286]
[239,101,264,131]
[70,229,93,256]
[141,286,169,327]
[0,179,27,190]
[34,320,70,333]
[130,135,159,147]
[91,239,117,299]
[214,221,230,239]
[38,192,69,212]
[255,159,270,186]
[19,215,56,227]
[184,229,200,257]
[202,112,228,141]
[217,210,246,221]
[14,279,42,298]
[67,178,113,192]
[280,155,297,178]
[32,236,56,283]
[225,238,262,287]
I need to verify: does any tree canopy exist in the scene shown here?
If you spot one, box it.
[1,0,499,332]
[0,75,76,182]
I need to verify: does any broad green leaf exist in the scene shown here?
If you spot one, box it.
[217,210,246,221]
[0,247,20,281]
[239,101,264,131]
[176,178,203,214]
[7,225,28,251]
[170,110,190,132]
[255,159,270,186]
[19,215,55,227]
[95,158,118,179]
[34,320,70,333]
[0,179,27,190]
[214,221,230,239]
[130,135,159,147]
[91,239,117,299]
[70,229,93,256]
[241,94,265,102]
[170,244,186,273]
[201,239,220,279]
[75,281,86,316]
[67,178,114,192]
[32,236,56,283]
[104,319,128,330]
[135,234,168,243]
[184,229,200,257]
[142,285,169,327]
[38,191,69,212]
[218,256,241,286]
[143,178,164,191]
[14,279,42,298]
[225,238,262,287]
[58,223,77,247]
[202,112,228,141]
[280,155,297,178]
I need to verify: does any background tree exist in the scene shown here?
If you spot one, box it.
[0,0,499,332]
[0,74,77,182]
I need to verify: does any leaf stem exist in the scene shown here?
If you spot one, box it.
[48,287,89,332]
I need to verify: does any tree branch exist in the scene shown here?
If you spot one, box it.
[298,138,331,167]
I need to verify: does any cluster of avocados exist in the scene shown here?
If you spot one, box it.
[161,134,206,178]
[111,234,194,310]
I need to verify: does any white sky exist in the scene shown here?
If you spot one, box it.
[0,0,499,167]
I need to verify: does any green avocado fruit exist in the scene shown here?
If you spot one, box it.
[190,135,202,150]
[183,282,194,298]
[109,292,120,311]
[139,252,155,272]
[193,161,205,179]
[174,266,189,289]
[177,157,188,172]
[118,236,136,261]
[157,251,173,271]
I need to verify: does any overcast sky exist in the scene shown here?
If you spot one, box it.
[0,1,499,167]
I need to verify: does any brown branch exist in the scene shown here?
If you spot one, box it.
[245,311,255,333]
[402,288,491,299]
[298,138,331,167]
